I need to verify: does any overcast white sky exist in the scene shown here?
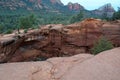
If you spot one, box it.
[61,0,120,10]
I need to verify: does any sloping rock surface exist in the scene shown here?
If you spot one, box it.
[62,47,120,80]
[0,53,93,80]
[0,48,120,80]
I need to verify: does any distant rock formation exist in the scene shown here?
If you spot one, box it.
[67,2,84,11]
[92,3,115,17]
[0,0,115,17]
[98,3,115,11]
[50,0,63,5]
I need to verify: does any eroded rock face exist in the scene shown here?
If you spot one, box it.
[65,18,103,47]
[0,19,120,63]
[102,21,120,46]
[0,48,120,80]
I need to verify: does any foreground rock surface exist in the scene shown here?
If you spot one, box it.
[0,48,120,80]
[0,53,93,80]
[62,48,120,80]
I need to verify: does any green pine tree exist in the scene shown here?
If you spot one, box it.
[112,7,120,20]
[91,37,114,55]
[70,11,84,23]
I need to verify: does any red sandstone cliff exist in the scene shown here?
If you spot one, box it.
[0,19,120,63]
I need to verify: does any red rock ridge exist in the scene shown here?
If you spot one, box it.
[29,0,41,4]
[67,2,84,11]
[50,0,63,5]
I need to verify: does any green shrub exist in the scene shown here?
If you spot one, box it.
[18,14,36,29]
[70,11,84,23]
[0,24,4,33]
[4,29,13,34]
[91,37,114,55]
[112,7,120,20]
[24,29,28,33]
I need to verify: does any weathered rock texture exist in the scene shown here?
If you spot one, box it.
[0,48,120,80]
[102,20,120,46]
[0,19,120,63]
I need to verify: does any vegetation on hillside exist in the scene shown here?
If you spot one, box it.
[0,11,71,34]
[112,7,120,20]
[0,7,119,34]
[70,11,84,23]
[18,14,36,29]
